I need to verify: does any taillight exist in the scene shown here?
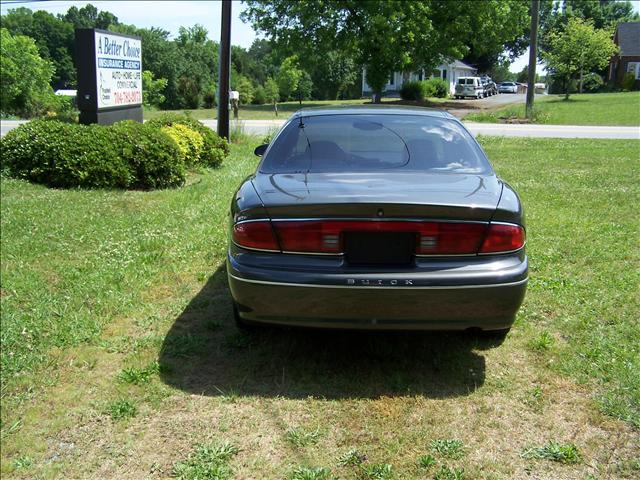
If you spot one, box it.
[233,219,525,255]
[480,223,525,253]
[415,222,486,255]
[232,220,280,251]
[273,220,488,255]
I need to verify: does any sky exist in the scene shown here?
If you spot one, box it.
[2,0,640,73]
[0,1,260,48]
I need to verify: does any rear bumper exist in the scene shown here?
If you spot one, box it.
[227,248,528,331]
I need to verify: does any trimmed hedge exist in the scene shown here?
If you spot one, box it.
[146,113,229,167]
[161,123,204,168]
[399,81,425,101]
[424,78,449,98]
[110,120,186,189]
[1,119,185,189]
[399,79,449,101]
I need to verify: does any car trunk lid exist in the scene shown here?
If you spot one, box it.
[252,172,503,222]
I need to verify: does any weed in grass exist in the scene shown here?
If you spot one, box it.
[524,385,544,411]
[117,361,159,384]
[288,466,332,480]
[285,426,321,447]
[417,454,437,470]
[106,399,137,420]
[337,449,367,467]
[173,441,239,480]
[430,439,465,459]
[12,455,33,469]
[361,463,394,480]
[433,465,465,480]
[528,331,555,351]
[521,441,581,464]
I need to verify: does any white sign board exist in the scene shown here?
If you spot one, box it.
[95,31,142,109]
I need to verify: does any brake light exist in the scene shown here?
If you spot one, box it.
[273,220,488,255]
[232,220,280,251]
[480,223,525,253]
[233,220,525,255]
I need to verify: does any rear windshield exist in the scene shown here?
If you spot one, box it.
[259,114,491,174]
[457,78,474,85]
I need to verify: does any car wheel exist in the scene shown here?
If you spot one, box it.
[476,328,510,347]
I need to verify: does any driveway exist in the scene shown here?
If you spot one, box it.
[445,93,527,119]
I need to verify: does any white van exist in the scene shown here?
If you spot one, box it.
[454,77,484,99]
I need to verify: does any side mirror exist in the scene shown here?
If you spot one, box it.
[254,144,268,157]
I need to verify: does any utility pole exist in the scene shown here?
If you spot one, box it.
[526,0,540,120]
[217,0,232,140]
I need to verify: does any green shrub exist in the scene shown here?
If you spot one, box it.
[146,113,229,167]
[110,121,185,189]
[581,73,603,93]
[1,119,185,189]
[425,77,449,98]
[399,80,426,101]
[0,120,133,188]
[252,85,267,105]
[161,124,204,167]
[621,72,637,91]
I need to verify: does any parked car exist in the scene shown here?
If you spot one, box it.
[454,77,484,99]
[480,76,498,96]
[498,81,518,94]
[228,107,528,337]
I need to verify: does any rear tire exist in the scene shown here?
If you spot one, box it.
[476,328,510,347]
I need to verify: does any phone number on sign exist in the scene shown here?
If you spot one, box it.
[114,90,142,105]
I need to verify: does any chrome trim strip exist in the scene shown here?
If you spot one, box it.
[268,217,490,224]
[231,240,280,254]
[282,250,344,256]
[478,245,526,256]
[229,274,528,290]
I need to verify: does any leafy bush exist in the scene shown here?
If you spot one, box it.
[110,121,185,189]
[582,73,604,93]
[425,77,449,97]
[161,124,204,167]
[146,113,229,167]
[621,72,637,91]
[399,80,426,101]
[1,119,185,189]
[1,120,133,188]
[252,85,267,105]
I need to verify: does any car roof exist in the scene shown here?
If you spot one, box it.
[292,105,456,120]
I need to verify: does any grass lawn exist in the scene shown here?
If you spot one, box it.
[1,137,639,478]
[465,91,640,126]
[144,97,450,121]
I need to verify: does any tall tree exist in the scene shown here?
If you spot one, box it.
[1,8,75,89]
[1,28,55,117]
[242,0,533,102]
[542,17,618,99]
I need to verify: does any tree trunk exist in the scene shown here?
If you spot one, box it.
[373,90,382,103]
[525,0,540,120]
[579,66,583,94]
[273,102,278,116]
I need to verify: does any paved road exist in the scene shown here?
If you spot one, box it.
[2,116,639,139]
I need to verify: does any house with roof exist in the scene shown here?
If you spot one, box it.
[608,22,640,86]
[362,60,477,97]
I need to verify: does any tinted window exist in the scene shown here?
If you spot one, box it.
[260,114,491,174]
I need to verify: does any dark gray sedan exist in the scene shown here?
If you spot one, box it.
[227,106,527,336]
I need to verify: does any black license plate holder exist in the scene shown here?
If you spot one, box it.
[344,231,415,266]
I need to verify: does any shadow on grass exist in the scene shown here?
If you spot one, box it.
[159,265,495,399]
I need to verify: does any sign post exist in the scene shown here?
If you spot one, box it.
[75,29,143,125]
